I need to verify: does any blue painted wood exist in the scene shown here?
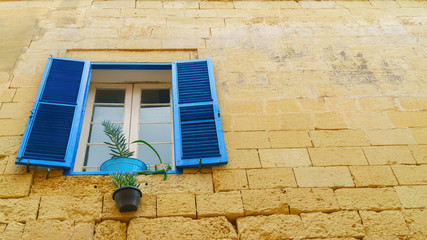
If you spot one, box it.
[172,58,227,168]
[91,62,172,70]
[16,57,91,169]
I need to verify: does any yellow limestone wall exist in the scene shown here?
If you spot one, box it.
[0,0,426,239]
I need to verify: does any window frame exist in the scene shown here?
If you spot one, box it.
[64,62,180,175]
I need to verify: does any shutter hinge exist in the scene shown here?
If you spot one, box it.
[29,110,35,119]
[26,159,30,173]
[198,159,202,172]
[46,168,50,179]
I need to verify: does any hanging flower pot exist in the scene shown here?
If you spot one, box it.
[112,186,142,212]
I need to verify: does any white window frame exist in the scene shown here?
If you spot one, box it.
[74,83,173,172]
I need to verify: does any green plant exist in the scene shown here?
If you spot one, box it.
[102,120,134,158]
[108,170,140,189]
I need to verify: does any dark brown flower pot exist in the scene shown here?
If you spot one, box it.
[112,186,142,212]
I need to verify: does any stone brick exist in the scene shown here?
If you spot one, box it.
[310,130,370,147]
[281,113,315,130]
[392,165,427,185]
[308,147,368,166]
[0,197,39,223]
[345,112,394,129]
[294,167,354,188]
[0,103,32,119]
[225,132,270,149]
[0,173,32,198]
[259,148,311,167]
[410,128,427,144]
[394,186,427,209]
[299,98,328,112]
[241,189,288,216]
[349,166,398,187]
[0,136,21,156]
[388,112,427,128]
[266,99,301,113]
[22,220,72,240]
[136,173,214,195]
[3,155,26,174]
[247,168,297,189]
[237,214,306,239]
[399,97,427,111]
[199,1,234,9]
[102,194,156,222]
[0,119,26,136]
[71,221,95,240]
[301,211,365,238]
[326,98,360,112]
[12,87,37,103]
[314,113,348,130]
[127,216,237,240]
[0,222,25,239]
[221,100,263,114]
[38,195,102,221]
[335,188,401,211]
[366,146,417,165]
[269,131,312,148]
[0,89,15,102]
[409,145,427,164]
[365,129,416,145]
[359,211,410,236]
[286,188,339,214]
[232,115,280,131]
[157,193,195,218]
[359,97,396,111]
[94,220,126,240]
[196,191,244,221]
[212,149,260,170]
[403,210,427,234]
[212,169,248,192]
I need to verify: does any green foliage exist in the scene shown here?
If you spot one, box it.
[136,162,172,180]
[132,140,163,164]
[108,170,140,189]
[102,120,134,158]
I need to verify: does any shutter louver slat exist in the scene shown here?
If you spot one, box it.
[172,59,227,168]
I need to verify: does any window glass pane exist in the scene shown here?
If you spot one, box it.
[140,106,170,123]
[137,144,172,166]
[139,124,171,142]
[89,123,123,143]
[92,106,124,122]
[141,89,170,103]
[95,89,125,103]
[83,145,110,171]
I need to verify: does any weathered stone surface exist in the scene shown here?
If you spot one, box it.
[314,112,347,130]
[410,128,427,144]
[363,146,416,165]
[269,131,312,148]
[308,147,368,166]
[71,221,95,240]
[21,220,74,240]
[137,173,214,194]
[0,137,21,156]
[0,119,26,136]
[247,168,297,189]
[0,173,32,198]
[310,130,370,147]
[102,194,156,222]
[335,188,401,210]
[259,148,311,167]
[38,195,102,221]
[0,197,39,223]
[212,149,261,170]
[241,189,288,216]
[0,222,25,239]
[237,214,306,239]
[157,193,196,218]
[286,188,339,214]
[409,145,427,164]
[349,166,398,187]
[212,169,248,192]
[402,210,427,234]
[359,211,410,236]
[94,220,126,240]
[392,165,427,185]
[301,211,365,238]
[225,132,270,149]
[128,216,237,240]
[394,186,427,209]
[365,129,416,145]
[3,155,26,175]
[294,167,354,187]
[196,191,244,221]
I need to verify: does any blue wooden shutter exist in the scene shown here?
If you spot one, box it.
[16,57,91,169]
[172,58,227,168]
